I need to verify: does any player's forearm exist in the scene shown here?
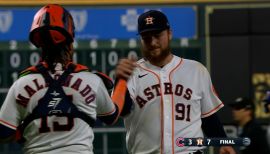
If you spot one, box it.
[112,79,127,115]
[112,78,133,117]
[201,113,227,137]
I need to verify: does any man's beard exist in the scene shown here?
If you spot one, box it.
[142,45,171,64]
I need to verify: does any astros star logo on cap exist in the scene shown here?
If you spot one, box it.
[145,16,154,25]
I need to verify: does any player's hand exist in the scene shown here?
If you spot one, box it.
[219,146,236,154]
[115,58,137,80]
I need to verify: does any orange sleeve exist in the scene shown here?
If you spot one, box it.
[111,79,127,116]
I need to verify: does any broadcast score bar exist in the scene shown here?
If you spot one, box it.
[175,137,251,147]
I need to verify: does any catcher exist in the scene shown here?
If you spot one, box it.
[0,4,125,154]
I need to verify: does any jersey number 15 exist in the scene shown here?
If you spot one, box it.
[39,116,74,133]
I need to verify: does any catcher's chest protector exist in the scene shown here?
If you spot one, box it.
[17,63,95,142]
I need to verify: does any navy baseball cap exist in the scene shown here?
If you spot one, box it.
[229,97,254,110]
[137,10,170,34]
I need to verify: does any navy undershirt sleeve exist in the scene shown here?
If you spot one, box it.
[201,113,227,137]
[97,104,119,125]
[120,89,133,116]
[0,124,16,139]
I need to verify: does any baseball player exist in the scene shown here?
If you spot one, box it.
[0,4,125,154]
[115,10,236,154]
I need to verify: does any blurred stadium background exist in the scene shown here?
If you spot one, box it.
[0,0,270,153]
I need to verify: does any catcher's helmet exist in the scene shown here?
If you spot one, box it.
[29,4,75,48]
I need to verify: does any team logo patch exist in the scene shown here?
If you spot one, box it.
[242,137,251,146]
[196,138,204,146]
[145,16,154,25]
[175,137,185,147]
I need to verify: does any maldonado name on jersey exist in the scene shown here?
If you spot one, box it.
[16,75,95,107]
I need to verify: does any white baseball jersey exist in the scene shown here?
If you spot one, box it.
[124,55,224,154]
[0,63,116,154]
